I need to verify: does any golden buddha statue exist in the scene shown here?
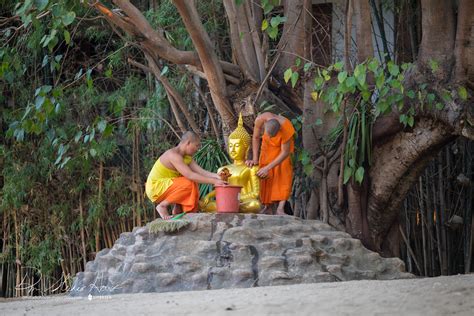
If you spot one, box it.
[200,113,261,213]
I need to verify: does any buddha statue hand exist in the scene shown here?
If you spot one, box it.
[199,190,217,212]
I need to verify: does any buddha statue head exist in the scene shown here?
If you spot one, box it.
[228,113,251,162]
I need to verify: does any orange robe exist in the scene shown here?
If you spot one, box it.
[153,177,199,212]
[259,118,295,204]
[145,156,199,212]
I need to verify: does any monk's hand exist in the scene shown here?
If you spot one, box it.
[245,159,258,167]
[214,179,228,186]
[257,166,270,178]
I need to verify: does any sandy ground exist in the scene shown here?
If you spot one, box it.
[1,275,473,316]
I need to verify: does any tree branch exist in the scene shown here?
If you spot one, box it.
[173,0,236,133]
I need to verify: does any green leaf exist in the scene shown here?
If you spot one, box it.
[103,124,114,137]
[263,2,274,14]
[399,114,407,126]
[261,19,269,31]
[295,57,301,67]
[267,26,278,39]
[35,96,45,109]
[355,167,365,184]
[376,101,389,113]
[401,63,411,71]
[284,68,292,83]
[89,148,97,157]
[303,62,311,72]
[59,156,71,169]
[361,90,371,101]
[16,0,33,16]
[429,59,439,73]
[458,86,468,100]
[291,71,299,88]
[105,67,112,78]
[343,167,353,184]
[346,76,356,89]
[435,103,444,110]
[270,16,280,28]
[337,71,347,83]
[315,118,323,126]
[160,65,169,76]
[427,93,435,103]
[354,64,366,86]
[368,58,379,72]
[62,12,76,26]
[303,163,314,176]
[388,62,399,77]
[375,73,385,89]
[74,131,82,143]
[407,116,414,127]
[63,30,71,45]
[333,61,344,71]
[314,76,324,89]
[441,90,452,103]
[235,0,244,5]
[97,120,107,133]
[406,90,415,99]
[34,0,49,11]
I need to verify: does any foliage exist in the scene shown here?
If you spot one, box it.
[0,0,190,296]
[257,0,285,40]
[291,57,470,184]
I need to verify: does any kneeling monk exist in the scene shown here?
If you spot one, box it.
[146,131,227,219]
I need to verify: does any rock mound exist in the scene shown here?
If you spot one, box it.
[70,214,413,296]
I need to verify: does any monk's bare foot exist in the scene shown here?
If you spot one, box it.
[156,205,172,220]
[275,201,287,215]
[260,206,272,215]
[275,209,287,216]
[172,204,182,215]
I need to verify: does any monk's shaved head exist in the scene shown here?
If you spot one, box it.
[180,131,200,144]
[265,119,281,137]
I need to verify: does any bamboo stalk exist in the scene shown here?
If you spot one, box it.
[399,225,422,274]
[135,127,142,227]
[431,163,443,275]
[464,140,473,273]
[79,191,87,269]
[13,208,20,297]
[1,209,8,297]
[419,176,428,276]
[96,161,104,254]
[437,152,448,275]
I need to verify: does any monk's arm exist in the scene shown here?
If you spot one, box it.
[250,117,264,162]
[171,153,219,185]
[264,140,291,170]
[189,161,219,179]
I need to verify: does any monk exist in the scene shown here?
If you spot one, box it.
[145,131,227,219]
[246,112,295,215]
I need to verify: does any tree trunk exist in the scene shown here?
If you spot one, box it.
[352,0,374,62]
[418,0,455,76]
[454,0,474,81]
[367,119,455,251]
[173,0,236,134]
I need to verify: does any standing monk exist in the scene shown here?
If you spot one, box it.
[246,112,295,215]
[146,131,227,219]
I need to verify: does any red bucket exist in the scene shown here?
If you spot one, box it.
[215,185,242,213]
